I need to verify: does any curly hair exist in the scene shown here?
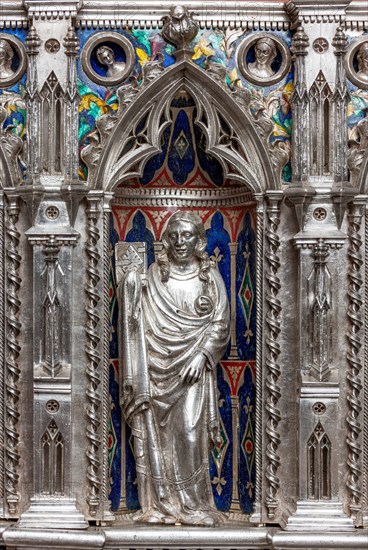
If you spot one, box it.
[157,211,211,283]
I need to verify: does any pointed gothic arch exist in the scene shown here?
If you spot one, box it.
[90,59,279,194]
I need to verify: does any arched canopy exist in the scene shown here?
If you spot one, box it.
[91,59,279,194]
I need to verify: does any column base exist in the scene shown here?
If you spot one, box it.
[285,501,355,531]
[18,497,88,529]
[101,500,115,523]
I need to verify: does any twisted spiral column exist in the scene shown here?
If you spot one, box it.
[346,201,364,513]
[363,204,368,515]
[4,197,21,516]
[0,197,5,511]
[102,200,113,516]
[85,197,102,516]
[254,194,264,512]
[264,193,282,519]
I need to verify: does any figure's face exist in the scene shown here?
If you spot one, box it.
[98,47,114,66]
[359,46,368,68]
[0,47,9,67]
[255,42,273,65]
[167,220,198,264]
[172,6,185,19]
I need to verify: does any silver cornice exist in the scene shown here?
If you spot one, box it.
[77,1,289,29]
[113,187,254,207]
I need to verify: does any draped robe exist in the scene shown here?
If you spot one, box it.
[120,262,230,524]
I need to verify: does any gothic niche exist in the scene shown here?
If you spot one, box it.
[307,422,331,500]
[309,71,332,176]
[40,71,63,174]
[108,91,258,515]
[41,419,65,496]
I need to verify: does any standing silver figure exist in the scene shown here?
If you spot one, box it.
[119,211,230,525]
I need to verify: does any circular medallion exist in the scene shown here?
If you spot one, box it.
[345,36,368,90]
[46,206,60,220]
[312,402,326,415]
[45,38,61,53]
[312,37,329,54]
[237,32,291,87]
[313,207,327,221]
[81,32,135,86]
[0,33,27,89]
[46,400,60,414]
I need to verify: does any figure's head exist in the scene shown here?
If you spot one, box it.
[96,45,115,67]
[0,39,13,70]
[162,211,206,264]
[171,5,187,20]
[254,37,277,66]
[357,42,368,73]
[158,211,210,283]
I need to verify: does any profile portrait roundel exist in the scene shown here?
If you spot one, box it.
[0,33,27,88]
[81,31,135,86]
[237,32,291,87]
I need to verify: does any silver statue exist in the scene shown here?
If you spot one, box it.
[119,211,230,525]
[0,39,15,80]
[356,41,368,82]
[248,36,277,79]
[96,44,126,79]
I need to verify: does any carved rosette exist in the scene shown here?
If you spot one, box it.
[85,197,102,516]
[4,197,21,515]
[346,201,364,514]
[264,193,282,519]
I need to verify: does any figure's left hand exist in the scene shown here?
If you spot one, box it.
[181,352,207,384]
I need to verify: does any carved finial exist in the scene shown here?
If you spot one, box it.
[284,1,300,29]
[63,26,79,56]
[161,5,199,59]
[332,26,348,56]
[291,25,309,57]
[25,25,41,55]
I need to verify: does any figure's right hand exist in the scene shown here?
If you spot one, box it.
[181,352,207,384]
